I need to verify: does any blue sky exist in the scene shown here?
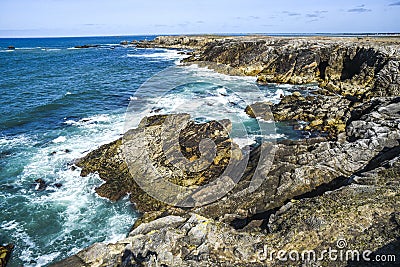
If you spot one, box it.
[0,0,399,37]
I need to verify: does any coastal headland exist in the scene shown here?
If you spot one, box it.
[52,35,400,267]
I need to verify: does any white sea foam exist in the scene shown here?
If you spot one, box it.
[275,88,285,98]
[15,47,37,50]
[0,135,34,148]
[9,110,134,266]
[269,88,286,103]
[233,137,257,148]
[184,64,257,83]
[33,252,61,267]
[128,63,282,149]
[41,48,61,51]
[52,136,66,143]
[1,220,19,230]
[257,117,274,123]
[126,49,187,61]
[276,83,294,89]
[63,114,111,126]
[253,133,286,139]
[216,87,228,95]
[3,220,37,264]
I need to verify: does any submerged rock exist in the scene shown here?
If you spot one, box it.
[34,178,47,191]
[74,44,99,49]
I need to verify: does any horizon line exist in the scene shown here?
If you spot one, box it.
[1,32,400,39]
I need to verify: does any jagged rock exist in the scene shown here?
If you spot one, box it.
[57,152,400,267]
[58,214,268,267]
[0,244,14,267]
[267,155,400,266]
[34,178,47,191]
[134,35,400,98]
[247,93,357,138]
[76,114,243,211]
[73,97,399,225]
[135,35,230,49]
[75,96,399,218]
[129,215,187,236]
[244,101,274,121]
[54,36,400,267]
[74,44,99,49]
[179,36,400,98]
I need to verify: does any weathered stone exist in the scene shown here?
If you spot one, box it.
[244,101,274,121]
[0,244,13,267]
[76,114,244,211]
[54,36,400,267]
[129,215,187,236]
[178,36,400,98]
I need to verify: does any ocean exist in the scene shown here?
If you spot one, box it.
[0,36,308,266]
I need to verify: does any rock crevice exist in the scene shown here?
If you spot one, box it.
[53,36,400,267]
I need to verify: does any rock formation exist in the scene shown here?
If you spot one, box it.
[0,244,14,267]
[182,36,400,99]
[52,36,400,267]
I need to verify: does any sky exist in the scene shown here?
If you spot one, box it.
[0,0,399,37]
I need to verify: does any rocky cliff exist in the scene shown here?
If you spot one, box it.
[182,36,400,99]
[51,36,400,267]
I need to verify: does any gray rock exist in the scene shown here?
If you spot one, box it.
[129,215,187,236]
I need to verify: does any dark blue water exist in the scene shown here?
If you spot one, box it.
[0,36,306,266]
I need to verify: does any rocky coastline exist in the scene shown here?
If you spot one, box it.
[52,35,400,267]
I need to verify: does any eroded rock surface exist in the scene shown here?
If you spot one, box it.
[54,36,400,267]
[0,244,13,267]
[76,114,243,211]
[182,36,400,98]
[54,152,400,267]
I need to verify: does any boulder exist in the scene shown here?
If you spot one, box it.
[76,114,243,211]
[74,44,99,49]
[34,178,47,191]
[0,244,14,267]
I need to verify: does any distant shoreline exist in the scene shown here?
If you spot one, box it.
[1,32,400,39]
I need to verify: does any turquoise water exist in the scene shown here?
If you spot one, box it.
[0,36,306,266]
